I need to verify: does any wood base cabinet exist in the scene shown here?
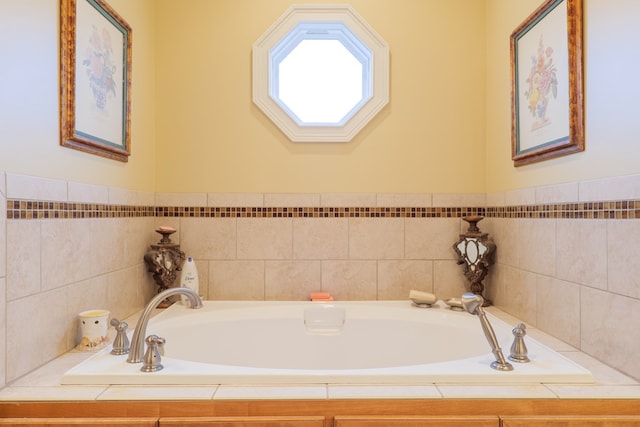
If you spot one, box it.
[501,416,640,427]
[0,418,158,426]
[334,415,499,426]
[159,416,325,427]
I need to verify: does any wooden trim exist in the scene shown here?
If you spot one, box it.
[501,415,640,426]
[1,399,639,419]
[0,418,157,426]
[334,415,499,427]
[160,416,325,427]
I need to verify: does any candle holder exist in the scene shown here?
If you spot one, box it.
[453,216,496,306]
[143,226,185,295]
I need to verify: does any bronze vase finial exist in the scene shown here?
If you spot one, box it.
[453,216,496,306]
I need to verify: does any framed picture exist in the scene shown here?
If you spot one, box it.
[60,0,132,162]
[510,0,584,167]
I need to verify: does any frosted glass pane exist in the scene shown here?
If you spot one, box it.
[278,39,363,123]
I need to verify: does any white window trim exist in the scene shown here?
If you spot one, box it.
[252,4,389,142]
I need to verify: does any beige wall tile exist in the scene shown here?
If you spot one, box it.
[208,193,264,207]
[405,217,459,260]
[321,193,376,207]
[505,187,536,206]
[505,267,537,326]
[0,171,6,197]
[535,182,580,204]
[0,187,6,277]
[607,220,640,298]
[378,260,433,300]
[90,218,126,276]
[485,218,518,268]
[137,191,156,207]
[156,192,207,207]
[67,182,109,204]
[518,219,556,277]
[486,191,505,207]
[433,260,468,301]
[376,193,431,207]
[41,219,91,290]
[349,218,404,259]
[556,219,607,290]
[293,218,348,260]
[180,217,236,260]
[238,218,292,260]
[67,276,109,316]
[536,275,581,348]
[581,287,640,380]
[124,217,157,269]
[107,265,149,321]
[264,193,320,207]
[432,193,486,207]
[579,174,640,202]
[485,263,505,308]
[6,220,40,300]
[107,187,142,206]
[6,173,67,201]
[6,287,68,381]
[265,260,321,300]
[321,260,377,300]
[0,277,5,387]
[209,260,265,300]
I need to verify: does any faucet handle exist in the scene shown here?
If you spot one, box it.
[141,335,166,372]
[110,318,130,355]
[508,323,530,363]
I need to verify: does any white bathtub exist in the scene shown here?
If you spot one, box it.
[62,300,594,385]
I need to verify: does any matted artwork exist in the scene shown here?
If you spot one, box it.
[60,0,132,162]
[510,0,584,166]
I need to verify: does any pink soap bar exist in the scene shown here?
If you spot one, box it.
[310,292,332,300]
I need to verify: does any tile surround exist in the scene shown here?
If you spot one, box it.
[3,172,640,389]
[1,305,638,402]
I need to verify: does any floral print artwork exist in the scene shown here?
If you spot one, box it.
[82,24,117,110]
[524,35,558,131]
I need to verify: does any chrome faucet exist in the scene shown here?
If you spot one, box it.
[461,292,513,371]
[126,287,203,364]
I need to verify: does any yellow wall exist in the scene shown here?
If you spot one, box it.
[3,0,639,195]
[155,0,487,194]
[485,0,640,192]
[0,0,157,192]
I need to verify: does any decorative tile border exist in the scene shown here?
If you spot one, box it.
[6,200,154,219]
[487,200,640,219]
[155,206,486,218]
[6,199,640,220]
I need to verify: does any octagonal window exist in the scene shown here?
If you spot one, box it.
[271,23,370,126]
[253,5,389,142]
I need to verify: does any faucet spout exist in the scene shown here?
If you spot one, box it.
[126,287,203,364]
[461,292,513,371]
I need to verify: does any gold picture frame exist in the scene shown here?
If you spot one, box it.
[60,0,132,162]
[510,0,584,167]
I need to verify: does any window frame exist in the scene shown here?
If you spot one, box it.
[252,4,389,142]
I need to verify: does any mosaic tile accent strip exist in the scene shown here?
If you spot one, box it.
[486,200,640,219]
[154,206,486,218]
[6,199,640,219]
[6,200,154,219]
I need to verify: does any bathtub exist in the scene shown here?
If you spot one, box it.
[61,300,593,385]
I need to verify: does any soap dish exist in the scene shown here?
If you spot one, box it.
[409,290,437,308]
[444,297,464,311]
[411,298,435,308]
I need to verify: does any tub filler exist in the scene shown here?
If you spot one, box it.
[62,300,593,385]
